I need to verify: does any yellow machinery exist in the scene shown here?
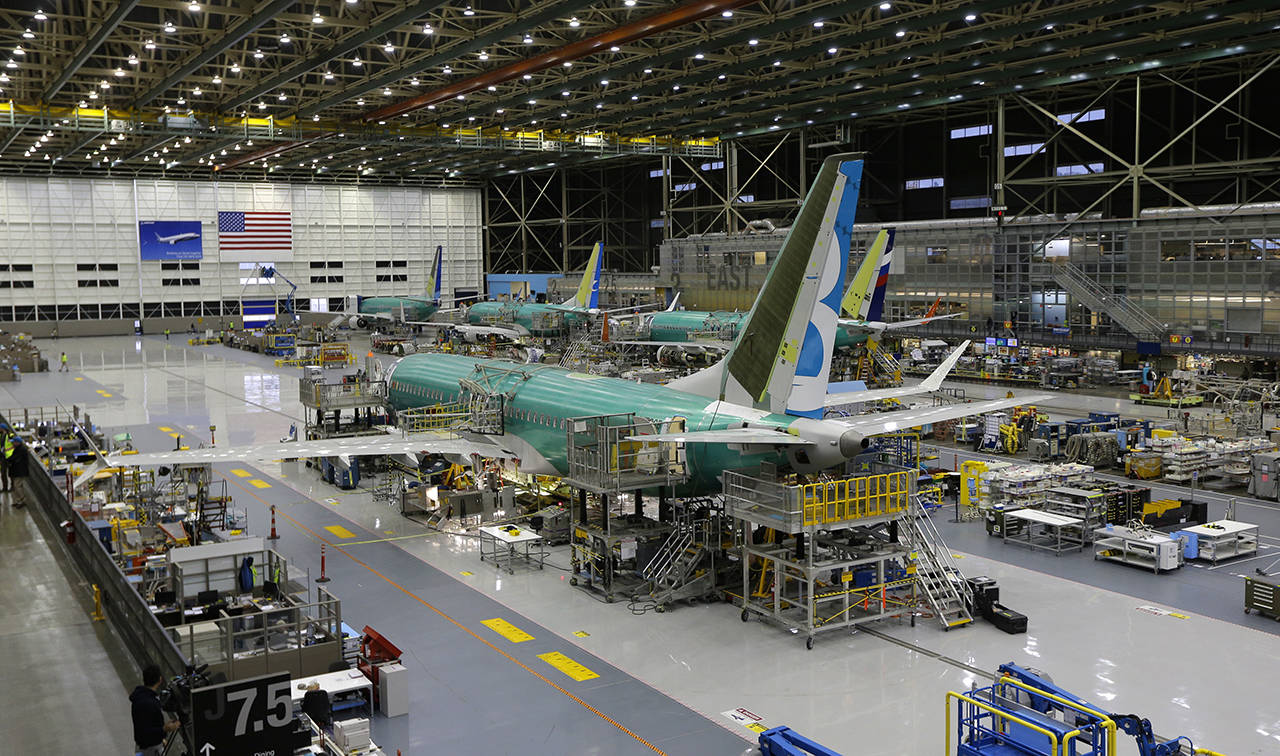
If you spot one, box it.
[959,460,988,512]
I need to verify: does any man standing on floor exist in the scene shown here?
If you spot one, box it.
[60,352,68,372]
[131,664,180,756]
[7,433,28,507]
[0,426,12,492]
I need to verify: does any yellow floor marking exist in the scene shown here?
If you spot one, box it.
[230,468,252,478]
[250,479,271,489]
[481,618,535,643]
[324,525,356,539]
[459,571,473,576]
[573,631,590,638]
[745,723,767,733]
[100,392,113,397]
[74,377,84,381]
[167,432,181,438]
[158,426,173,432]
[383,530,395,535]
[537,652,599,682]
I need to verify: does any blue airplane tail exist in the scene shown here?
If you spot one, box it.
[865,229,894,322]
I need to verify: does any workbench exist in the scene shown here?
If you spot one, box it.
[291,669,374,719]
[1002,508,1085,555]
[1093,525,1184,573]
[478,524,546,574]
[1181,520,1259,564]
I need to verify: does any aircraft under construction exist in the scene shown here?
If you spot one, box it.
[100,153,1047,497]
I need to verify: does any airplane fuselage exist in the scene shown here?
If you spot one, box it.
[647,310,863,350]
[385,352,842,494]
[359,297,438,323]
[467,301,590,336]
[156,233,200,244]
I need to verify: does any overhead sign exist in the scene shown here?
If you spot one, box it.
[139,220,203,260]
[191,672,294,756]
[1051,326,1071,336]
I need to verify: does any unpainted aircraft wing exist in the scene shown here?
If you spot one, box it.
[831,393,1055,438]
[450,323,527,338]
[103,433,516,468]
[824,339,971,406]
[879,312,964,330]
[607,339,729,348]
[623,428,815,445]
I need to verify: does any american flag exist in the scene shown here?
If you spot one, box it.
[217,211,292,253]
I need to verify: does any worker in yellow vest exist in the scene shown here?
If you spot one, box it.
[60,352,68,372]
[0,428,12,492]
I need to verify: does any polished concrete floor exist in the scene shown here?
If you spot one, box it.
[3,336,1279,755]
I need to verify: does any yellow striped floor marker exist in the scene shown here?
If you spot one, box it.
[537,652,599,682]
[250,479,271,489]
[230,468,252,478]
[481,618,534,643]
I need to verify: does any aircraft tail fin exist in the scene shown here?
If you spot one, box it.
[864,229,895,322]
[839,228,889,320]
[924,296,941,319]
[425,246,444,303]
[666,292,681,312]
[561,241,603,309]
[668,154,864,417]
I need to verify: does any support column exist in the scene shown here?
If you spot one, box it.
[633,490,643,518]
[577,488,587,525]
[1132,76,1142,219]
[600,493,609,529]
[995,96,1006,227]
[658,489,671,523]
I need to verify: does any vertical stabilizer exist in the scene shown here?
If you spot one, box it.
[840,228,889,321]
[668,154,864,417]
[864,229,895,322]
[563,241,603,308]
[425,245,444,303]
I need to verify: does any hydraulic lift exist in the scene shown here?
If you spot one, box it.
[950,662,1225,756]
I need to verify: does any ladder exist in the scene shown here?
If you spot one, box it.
[872,347,902,383]
[901,498,973,630]
[559,333,592,369]
[643,519,712,608]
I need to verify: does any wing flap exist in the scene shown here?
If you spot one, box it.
[104,433,515,467]
[623,428,814,445]
[833,394,1055,437]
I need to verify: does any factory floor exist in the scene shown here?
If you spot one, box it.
[3,335,1279,756]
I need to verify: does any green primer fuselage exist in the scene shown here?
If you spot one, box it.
[359,297,437,322]
[467,301,590,335]
[647,310,863,350]
[387,352,793,494]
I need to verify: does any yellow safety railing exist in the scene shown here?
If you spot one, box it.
[400,402,469,433]
[800,471,910,526]
[997,677,1116,755]
[946,691,1060,756]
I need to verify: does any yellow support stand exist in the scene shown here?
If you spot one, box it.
[959,460,988,510]
[90,585,105,622]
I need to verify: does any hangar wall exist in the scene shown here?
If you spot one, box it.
[0,177,483,335]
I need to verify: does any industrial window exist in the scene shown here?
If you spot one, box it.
[649,218,665,228]
[700,160,725,171]
[1056,163,1105,176]
[905,177,945,190]
[926,246,949,263]
[374,260,409,268]
[949,124,992,139]
[734,194,755,203]
[309,261,343,268]
[77,263,119,271]
[77,279,120,287]
[160,262,200,270]
[162,278,201,286]
[949,196,992,210]
[1003,142,1045,157]
[376,274,409,282]
[648,168,669,178]
[672,181,697,192]
[1057,108,1106,123]
[310,275,344,283]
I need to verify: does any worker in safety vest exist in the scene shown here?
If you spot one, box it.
[0,427,12,492]
[60,352,68,372]
[164,328,170,341]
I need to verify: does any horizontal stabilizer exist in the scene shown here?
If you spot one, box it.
[824,340,970,406]
[880,312,964,330]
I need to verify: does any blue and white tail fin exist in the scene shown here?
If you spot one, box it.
[425,245,444,304]
[561,241,603,309]
[865,230,894,322]
[669,154,864,417]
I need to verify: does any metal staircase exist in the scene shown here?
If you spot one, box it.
[643,518,714,609]
[1049,261,1166,340]
[901,498,974,630]
[559,333,592,369]
[871,346,902,384]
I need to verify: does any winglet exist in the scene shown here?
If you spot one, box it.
[919,339,971,391]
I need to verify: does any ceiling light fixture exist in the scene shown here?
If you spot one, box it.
[383,87,392,95]
[312,12,323,23]
[828,47,837,54]
[192,86,201,95]
[879,2,891,10]
[352,56,362,67]
[383,42,393,53]
[176,96,185,104]
[568,17,580,27]
[188,2,200,11]
[610,46,620,52]
[748,38,758,45]
[280,33,291,44]
[114,67,125,77]
[813,20,824,28]
[523,35,533,44]
[356,98,364,105]
[34,10,47,21]
[965,13,977,22]
[478,51,488,60]
[163,21,176,33]
[694,52,703,59]
[895,29,905,37]
[231,62,241,72]
[563,61,572,67]
[21,29,33,40]
[323,70,333,80]
[12,46,24,56]
[463,5,474,15]
[253,49,263,58]
[277,92,286,101]
[422,23,433,34]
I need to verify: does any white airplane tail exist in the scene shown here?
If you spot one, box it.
[668,153,864,417]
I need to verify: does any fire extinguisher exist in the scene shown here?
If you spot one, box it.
[60,520,76,544]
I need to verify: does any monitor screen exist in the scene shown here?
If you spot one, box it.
[197,589,219,605]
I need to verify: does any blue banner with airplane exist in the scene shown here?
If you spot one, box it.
[139,220,203,260]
